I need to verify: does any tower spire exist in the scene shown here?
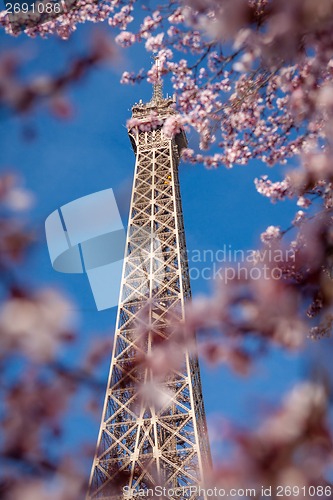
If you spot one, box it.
[152,55,163,102]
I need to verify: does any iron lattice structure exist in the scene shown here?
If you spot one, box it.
[88,79,211,500]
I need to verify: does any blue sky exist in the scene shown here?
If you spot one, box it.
[1,24,306,467]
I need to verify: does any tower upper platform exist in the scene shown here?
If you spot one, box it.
[131,93,175,121]
[129,58,187,154]
[131,56,178,120]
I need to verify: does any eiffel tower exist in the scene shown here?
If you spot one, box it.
[88,60,211,499]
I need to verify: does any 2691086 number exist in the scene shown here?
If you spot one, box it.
[276,485,332,496]
[5,2,62,14]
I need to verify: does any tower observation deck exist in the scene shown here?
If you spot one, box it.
[88,62,211,500]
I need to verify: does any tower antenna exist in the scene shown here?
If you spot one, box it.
[152,54,163,102]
